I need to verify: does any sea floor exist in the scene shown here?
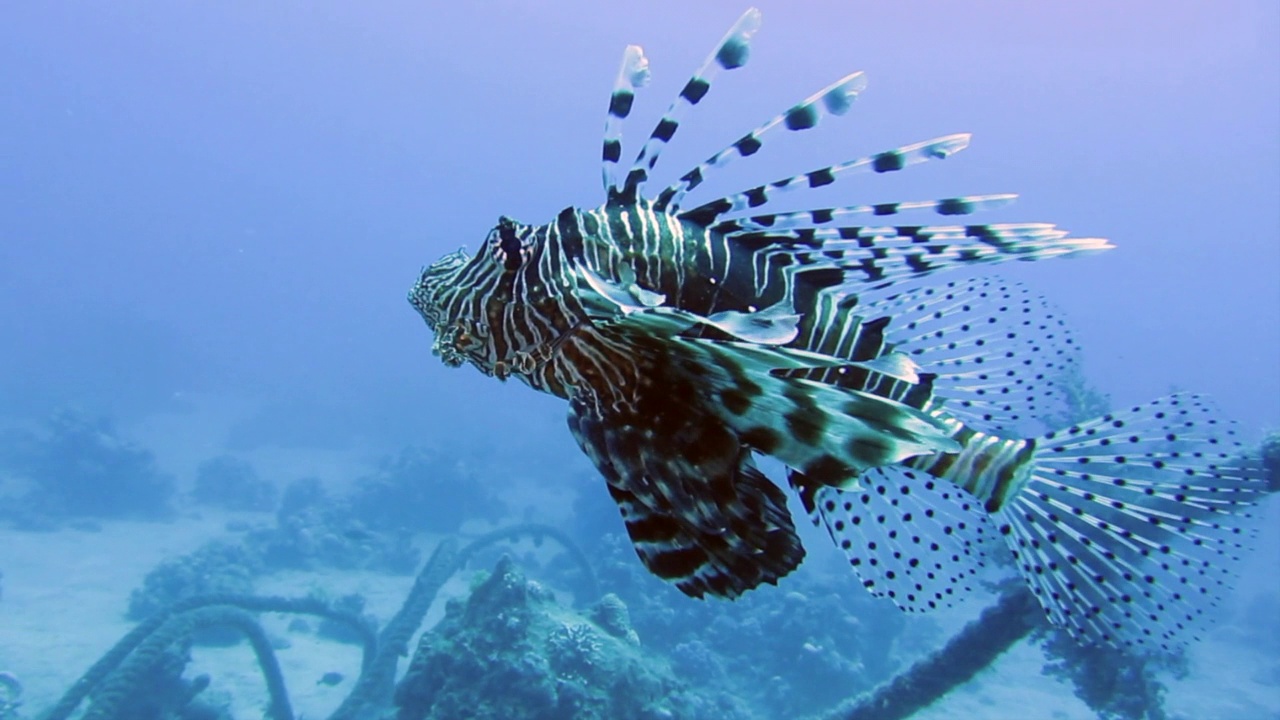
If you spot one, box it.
[0,511,1277,719]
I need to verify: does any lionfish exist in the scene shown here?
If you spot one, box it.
[410,8,1263,649]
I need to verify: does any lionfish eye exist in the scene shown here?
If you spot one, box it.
[492,216,525,272]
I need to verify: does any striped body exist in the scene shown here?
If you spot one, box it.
[410,8,1265,649]
[908,416,1035,512]
[411,200,736,409]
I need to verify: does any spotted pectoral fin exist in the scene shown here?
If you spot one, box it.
[566,395,804,599]
[790,465,1001,612]
[855,276,1080,433]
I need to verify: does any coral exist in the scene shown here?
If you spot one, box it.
[0,671,21,720]
[1042,364,1112,430]
[31,524,600,720]
[1260,431,1280,493]
[19,517,1001,720]
[546,622,603,678]
[191,455,277,512]
[458,523,599,602]
[312,593,378,646]
[392,555,683,720]
[584,533,896,718]
[1040,630,1185,720]
[40,594,374,720]
[347,446,505,534]
[0,411,174,521]
[127,542,260,622]
[277,476,326,521]
[589,594,639,645]
[245,503,420,575]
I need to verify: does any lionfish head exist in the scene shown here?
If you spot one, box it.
[408,216,536,373]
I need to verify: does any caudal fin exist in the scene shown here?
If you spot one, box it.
[997,394,1266,650]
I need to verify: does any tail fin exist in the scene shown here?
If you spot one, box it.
[805,394,1266,649]
[997,394,1266,650]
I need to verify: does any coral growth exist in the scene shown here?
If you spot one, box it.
[32,519,1099,720]
[578,532,900,718]
[1040,630,1185,720]
[348,446,505,534]
[277,476,326,519]
[42,594,374,720]
[128,542,261,621]
[191,455,277,512]
[132,473,422,633]
[128,511,419,647]
[393,555,682,720]
[44,528,581,720]
[0,411,174,522]
[1260,430,1280,493]
[246,498,421,575]
[127,541,266,648]
[0,671,21,720]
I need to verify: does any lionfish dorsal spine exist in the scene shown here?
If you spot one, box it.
[742,222,1113,300]
[602,45,651,196]
[618,7,763,203]
[677,133,974,227]
[710,193,1018,235]
[652,71,868,213]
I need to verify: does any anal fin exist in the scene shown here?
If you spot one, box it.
[793,465,1000,612]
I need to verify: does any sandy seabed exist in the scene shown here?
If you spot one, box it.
[0,512,1276,720]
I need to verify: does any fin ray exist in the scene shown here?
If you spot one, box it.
[620,7,763,200]
[602,45,652,194]
[679,134,973,227]
[712,194,1018,234]
[653,71,869,211]
[996,394,1265,649]
[863,277,1080,432]
[742,223,1113,298]
[797,465,1001,612]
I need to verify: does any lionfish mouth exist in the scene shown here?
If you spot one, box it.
[431,324,468,368]
[409,248,473,368]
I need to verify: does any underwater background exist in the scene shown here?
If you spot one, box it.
[1,1,1277,719]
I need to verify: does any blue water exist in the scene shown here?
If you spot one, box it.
[1,3,1277,719]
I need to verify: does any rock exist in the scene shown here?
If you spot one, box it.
[394,556,684,720]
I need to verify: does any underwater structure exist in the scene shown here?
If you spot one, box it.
[409,6,1265,655]
[8,506,1271,720]
[0,7,1274,720]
